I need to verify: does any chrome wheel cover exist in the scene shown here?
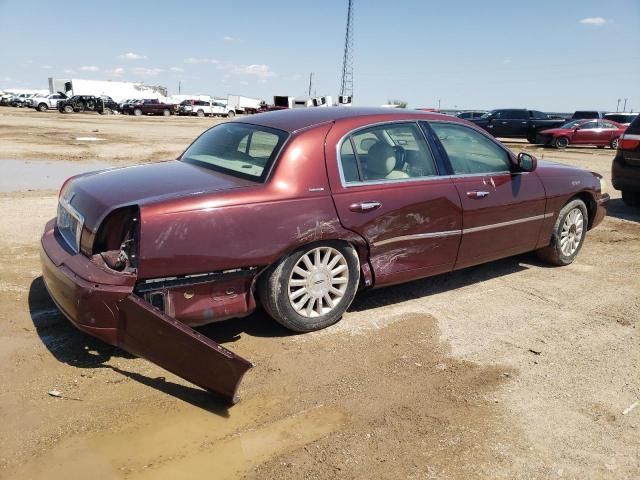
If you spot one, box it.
[560,208,584,256]
[288,247,349,318]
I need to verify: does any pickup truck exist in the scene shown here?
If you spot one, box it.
[123,99,175,116]
[177,99,234,117]
[470,109,566,142]
[32,93,67,112]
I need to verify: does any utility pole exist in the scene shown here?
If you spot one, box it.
[178,81,181,96]
[617,98,621,112]
[308,72,313,97]
[339,0,354,101]
[623,98,628,112]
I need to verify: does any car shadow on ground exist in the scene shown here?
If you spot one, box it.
[28,276,233,416]
[606,198,640,223]
[27,251,550,412]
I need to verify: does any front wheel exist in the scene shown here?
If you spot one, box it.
[196,109,205,117]
[536,199,588,266]
[226,110,235,118]
[162,109,171,116]
[527,135,537,144]
[134,108,142,116]
[63,105,74,113]
[37,103,48,112]
[258,242,360,332]
[552,136,569,149]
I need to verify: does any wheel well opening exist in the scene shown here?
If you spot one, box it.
[571,192,596,230]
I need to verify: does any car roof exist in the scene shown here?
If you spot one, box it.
[237,107,456,133]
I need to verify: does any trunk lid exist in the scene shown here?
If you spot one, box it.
[64,160,255,232]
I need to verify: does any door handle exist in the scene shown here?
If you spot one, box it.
[466,191,490,199]
[349,201,382,212]
[521,121,528,124]
[501,121,508,124]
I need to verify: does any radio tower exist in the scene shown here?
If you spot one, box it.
[339,0,354,102]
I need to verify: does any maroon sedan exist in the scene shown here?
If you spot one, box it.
[40,108,609,402]
[537,119,626,149]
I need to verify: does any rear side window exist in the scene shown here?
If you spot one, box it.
[339,123,438,183]
[430,122,510,174]
[580,121,598,129]
[501,109,528,119]
[181,123,288,182]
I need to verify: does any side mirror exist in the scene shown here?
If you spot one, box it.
[516,152,537,172]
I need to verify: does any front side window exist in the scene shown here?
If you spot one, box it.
[339,123,438,183]
[181,123,287,182]
[430,122,511,174]
[600,121,618,129]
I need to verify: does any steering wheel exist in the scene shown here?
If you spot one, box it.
[392,145,406,170]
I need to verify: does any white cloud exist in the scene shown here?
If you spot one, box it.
[223,36,234,41]
[579,17,607,25]
[105,67,125,77]
[184,57,217,64]
[40,65,53,69]
[218,63,276,79]
[79,65,100,72]
[119,52,147,60]
[63,68,76,74]
[132,67,163,76]
[170,66,185,72]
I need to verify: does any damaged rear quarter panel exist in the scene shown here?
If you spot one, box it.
[133,123,368,322]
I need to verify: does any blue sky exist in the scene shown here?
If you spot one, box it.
[0,0,638,111]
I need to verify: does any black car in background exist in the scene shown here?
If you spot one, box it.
[570,111,608,120]
[469,108,566,142]
[612,115,640,206]
[57,95,119,114]
[604,113,638,126]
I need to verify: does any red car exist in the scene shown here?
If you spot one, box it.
[537,119,626,149]
[40,108,609,402]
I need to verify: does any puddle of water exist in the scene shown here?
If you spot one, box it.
[9,396,346,480]
[0,159,113,192]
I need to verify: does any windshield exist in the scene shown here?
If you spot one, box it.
[479,111,493,119]
[560,120,584,129]
[181,123,288,182]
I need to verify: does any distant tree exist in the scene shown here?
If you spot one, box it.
[387,99,408,108]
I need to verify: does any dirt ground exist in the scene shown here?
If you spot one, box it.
[0,108,638,479]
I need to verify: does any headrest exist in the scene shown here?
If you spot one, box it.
[367,142,396,177]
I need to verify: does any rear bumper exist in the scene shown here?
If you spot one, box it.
[40,219,253,402]
[612,157,640,193]
[40,219,134,345]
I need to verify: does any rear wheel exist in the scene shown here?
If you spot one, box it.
[258,242,360,332]
[621,191,640,207]
[162,109,171,116]
[527,135,537,144]
[226,110,235,118]
[134,108,142,116]
[196,109,205,117]
[610,137,620,149]
[536,199,588,266]
[553,136,569,149]
[63,105,74,113]
[37,103,48,112]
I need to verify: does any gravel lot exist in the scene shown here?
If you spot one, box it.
[0,108,638,479]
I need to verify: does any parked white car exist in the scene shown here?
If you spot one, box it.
[32,93,67,112]
[177,99,235,117]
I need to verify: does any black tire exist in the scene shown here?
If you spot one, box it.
[37,103,48,112]
[196,109,205,117]
[552,136,569,149]
[610,137,620,149]
[134,108,142,116]
[258,241,360,332]
[527,135,537,144]
[536,199,588,266]
[226,110,235,118]
[63,105,74,113]
[621,191,640,207]
[162,109,171,116]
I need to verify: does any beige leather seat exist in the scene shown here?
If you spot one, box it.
[366,142,409,180]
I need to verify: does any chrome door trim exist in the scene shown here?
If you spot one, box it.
[371,212,554,247]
